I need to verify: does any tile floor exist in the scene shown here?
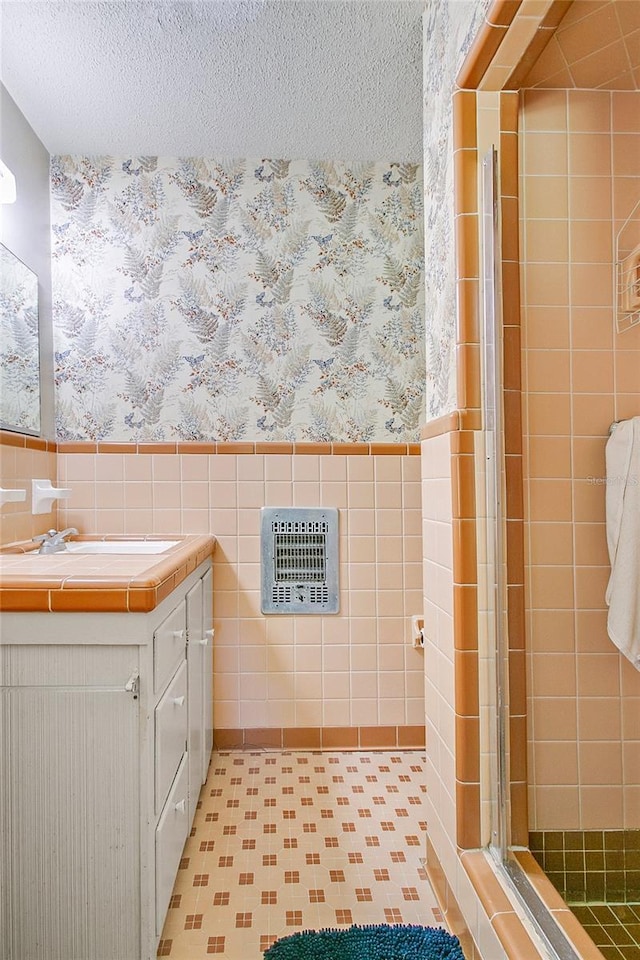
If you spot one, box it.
[158,749,446,958]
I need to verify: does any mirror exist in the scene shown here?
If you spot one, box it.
[615,196,640,334]
[0,243,41,435]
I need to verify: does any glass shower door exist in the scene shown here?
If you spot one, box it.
[479,147,581,960]
[480,146,510,865]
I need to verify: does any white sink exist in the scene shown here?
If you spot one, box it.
[65,540,180,555]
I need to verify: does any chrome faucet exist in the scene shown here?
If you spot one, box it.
[32,527,79,554]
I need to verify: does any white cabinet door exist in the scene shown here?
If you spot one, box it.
[201,567,214,779]
[186,577,204,823]
[154,660,188,815]
[153,600,186,694]
[0,684,139,960]
[155,753,189,936]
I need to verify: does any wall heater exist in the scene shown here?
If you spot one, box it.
[260,507,339,614]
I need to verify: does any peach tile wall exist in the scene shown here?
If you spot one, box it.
[55,450,425,732]
[523,0,640,91]
[422,81,526,960]
[448,84,527,857]
[0,433,57,546]
[421,431,458,888]
[423,4,640,959]
[521,88,640,831]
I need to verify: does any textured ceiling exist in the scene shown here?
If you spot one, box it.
[0,0,425,160]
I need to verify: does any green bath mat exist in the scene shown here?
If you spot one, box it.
[263,923,465,959]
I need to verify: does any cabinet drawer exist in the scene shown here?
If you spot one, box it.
[155,752,189,936]
[153,600,186,694]
[155,660,188,814]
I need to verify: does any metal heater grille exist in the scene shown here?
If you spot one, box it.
[261,508,339,614]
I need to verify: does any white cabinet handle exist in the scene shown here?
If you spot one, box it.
[172,696,185,707]
[172,630,185,641]
[205,629,214,639]
[174,799,186,814]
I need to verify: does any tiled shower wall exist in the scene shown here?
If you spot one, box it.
[55,446,425,740]
[521,88,640,831]
[419,3,640,959]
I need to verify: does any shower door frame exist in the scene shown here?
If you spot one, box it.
[480,146,582,960]
[481,146,511,865]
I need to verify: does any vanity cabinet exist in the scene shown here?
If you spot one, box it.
[0,557,213,960]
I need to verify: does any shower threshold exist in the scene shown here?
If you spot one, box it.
[500,857,583,960]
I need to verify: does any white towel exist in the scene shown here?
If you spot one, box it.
[605,416,640,670]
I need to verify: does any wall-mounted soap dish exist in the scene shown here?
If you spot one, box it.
[32,479,71,514]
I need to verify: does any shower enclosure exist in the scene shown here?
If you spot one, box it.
[481,124,640,958]
[481,146,593,960]
[426,3,640,958]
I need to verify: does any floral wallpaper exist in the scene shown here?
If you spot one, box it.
[422,0,491,421]
[50,157,424,443]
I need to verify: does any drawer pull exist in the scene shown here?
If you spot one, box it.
[125,671,139,699]
[172,696,185,707]
[174,799,186,814]
[200,629,214,647]
[172,630,185,642]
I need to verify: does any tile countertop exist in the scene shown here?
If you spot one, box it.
[0,535,216,613]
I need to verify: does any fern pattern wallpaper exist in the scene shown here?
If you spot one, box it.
[422,0,492,420]
[50,157,424,443]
